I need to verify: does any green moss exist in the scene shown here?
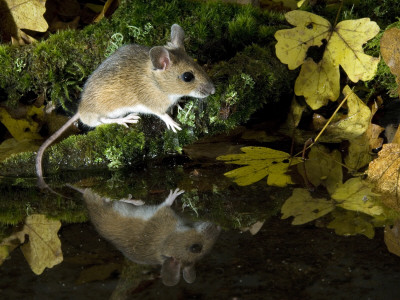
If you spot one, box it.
[0,0,293,175]
[361,20,400,100]
[0,0,287,108]
[0,124,145,176]
[205,44,294,133]
[0,177,87,225]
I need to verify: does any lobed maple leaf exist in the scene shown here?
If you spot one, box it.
[217,147,302,187]
[275,10,380,109]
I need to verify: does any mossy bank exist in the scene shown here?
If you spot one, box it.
[0,0,293,176]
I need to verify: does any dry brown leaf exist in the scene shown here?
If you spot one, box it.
[367,143,400,211]
[380,28,400,95]
[93,0,120,23]
[392,126,400,145]
[368,101,385,150]
[384,220,400,257]
[1,0,48,44]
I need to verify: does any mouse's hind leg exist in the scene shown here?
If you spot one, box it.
[99,113,140,128]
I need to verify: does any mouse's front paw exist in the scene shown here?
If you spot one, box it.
[159,114,181,132]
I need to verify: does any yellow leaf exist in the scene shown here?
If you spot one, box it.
[344,99,382,171]
[327,210,375,239]
[275,11,331,70]
[285,96,305,128]
[275,11,380,109]
[330,18,380,82]
[384,221,400,257]
[2,0,48,44]
[217,147,302,187]
[21,214,63,275]
[281,188,335,225]
[322,86,371,142]
[0,138,39,162]
[345,133,374,172]
[331,177,383,216]
[0,106,44,141]
[294,53,340,110]
[299,144,342,194]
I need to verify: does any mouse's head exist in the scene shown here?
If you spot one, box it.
[160,221,220,286]
[149,24,215,99]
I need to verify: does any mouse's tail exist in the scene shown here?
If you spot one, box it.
[36,113,80,189]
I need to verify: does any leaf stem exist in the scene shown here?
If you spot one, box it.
[294,88,353,158]
[333,0,344,28]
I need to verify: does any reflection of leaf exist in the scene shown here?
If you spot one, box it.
[0,138,39,162]
[241,220,265,235]
[217,147,302,187]
[299,144,342,194]
[327,210,375,239]
[2,0,48,44]
[76,263,122,284]
[21,214,63,275]
[275,11,379,109]
[384,221,400,257]
[0,106,44,141]
[281,188,335,225]
[331,177,383,216]
[0,214,63,274]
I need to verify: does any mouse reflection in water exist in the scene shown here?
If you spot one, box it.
[81,188,221,286]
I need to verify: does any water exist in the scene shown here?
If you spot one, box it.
[1,164,400,299]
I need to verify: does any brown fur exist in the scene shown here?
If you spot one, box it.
[36,24,214,190]
[82,189,220,286]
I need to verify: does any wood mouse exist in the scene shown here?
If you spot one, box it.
[73,187,221,286]
[36,24,215,189]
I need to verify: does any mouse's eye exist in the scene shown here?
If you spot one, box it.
[181,72,195,82]
[189,243,202,253]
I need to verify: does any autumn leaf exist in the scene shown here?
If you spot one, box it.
[367,143,400,211]
[327,210,375,239]
[21,214,63,275]
[93,0,120,23]
[275,11,380,109]
[344,101,383,171]
[1,0,48,44]
[384,221,400,257]
[281,188,335,225]
[331,177,383,216]
[0,138,39,162]
[217,147,302,187]
[0,214,63,274]
[0,106,44,141]
[380,28,400,96]
[321,86,371,142]
[299,144,343,194]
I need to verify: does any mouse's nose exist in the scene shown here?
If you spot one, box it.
[207,83,215,95]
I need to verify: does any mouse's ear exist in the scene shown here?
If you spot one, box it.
[149,46,170,70]
[183,264,196,284]
[161,257,181,286]
[170,24,185,50]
